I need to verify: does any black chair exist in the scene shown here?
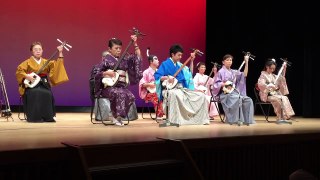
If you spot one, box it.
[209,85,225,123]
[141,94,163,123]
[89,65,131,126]
[89,78,112,125]
[141,98,157,120]
[17,96,27,121]
[253,83,272,122]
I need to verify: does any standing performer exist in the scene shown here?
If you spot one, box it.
[257,59,294,124]
[212,54,255,125]
[193,62,219,119]
[154,44,209,126]
[94,35,142,126]
[139,49,164,119]
[16,41,69,122]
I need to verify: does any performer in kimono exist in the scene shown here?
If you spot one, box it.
[16,42,69,122]
[212,54,255,125]
[139,54,164,119]
[257,59,294,124]
[94,35,142,126]
[154,44,209,126]
[193,62,219,119]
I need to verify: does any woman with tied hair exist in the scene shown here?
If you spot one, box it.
[193,62,219,119]
[16,41,69,122]
[257,59,295,124]
[94,35,142,126]
[212,54,255,126]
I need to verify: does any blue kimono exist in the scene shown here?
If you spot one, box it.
[154,58,194,100]
[153,57,209,126]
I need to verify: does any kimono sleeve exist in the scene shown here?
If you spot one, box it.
[50,58,69,86]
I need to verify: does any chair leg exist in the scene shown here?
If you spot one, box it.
[149,106,158,120]
[93,98,113,126]
[123,114,130,125]
[215,102,225,123]
[142,102,157,120]
[209,100,225,123]
[90,100,95,123]
[148,106,153,119]
[209,100,213,118]
[259,103,270,123]
[141,106,146,119]
[91,98,105,125]
[123,103,136,125]
[254,102,257,115]
[266,104,271,122]
[18,97,27,121]
[154,101,161,123]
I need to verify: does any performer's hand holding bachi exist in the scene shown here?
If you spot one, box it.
[154,44,210,127]
[94,27,144,126]
[16,39,71,122]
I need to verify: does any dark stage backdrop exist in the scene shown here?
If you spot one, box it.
[205,1,320,117]
[0,0,206,107]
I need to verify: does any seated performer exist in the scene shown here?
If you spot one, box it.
[139,52,164,119]
[16,41,69,122]
[94,35,142,126]
[193,62,219,119]
[257,59,295,124]
[212,54,255,125]
[154,44,210,126]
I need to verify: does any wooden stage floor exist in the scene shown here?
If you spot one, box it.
[1,113,320,152]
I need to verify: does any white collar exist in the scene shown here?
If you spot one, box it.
[32,56,42,64]
[170,58,177,66]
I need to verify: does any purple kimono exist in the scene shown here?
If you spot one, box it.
[212,66,255,125]
[212,66,247,96]
[94,53,142,118]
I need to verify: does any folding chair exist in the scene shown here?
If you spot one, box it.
[141,98,157,120]
[141,93,163,123]
[253,83,272,122]
[18,96,27,121]
[209,85,225,123]
[89,77,114,125]
[89,65,133,126]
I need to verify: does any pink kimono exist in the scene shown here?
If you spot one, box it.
[257,71,295,120]
[193,73,219,118]
[139,67,164,118]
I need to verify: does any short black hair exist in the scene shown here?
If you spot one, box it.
[222,54,233,61]
[108,38,122,48]
[148,55,156,61]
[169,44,183,57]
[148,55,157,64]
[263,59,277,71]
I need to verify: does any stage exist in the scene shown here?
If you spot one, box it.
[0,113,320,151]
[1,113,320,179]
